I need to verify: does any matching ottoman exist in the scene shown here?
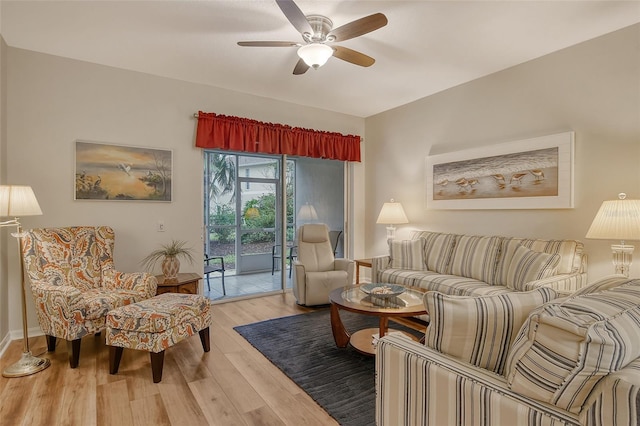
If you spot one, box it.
[105,293,211,383]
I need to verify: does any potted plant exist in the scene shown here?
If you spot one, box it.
[141,239,195,281]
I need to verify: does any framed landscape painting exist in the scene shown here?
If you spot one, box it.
[425,132,574,210]
[75,140,172,201]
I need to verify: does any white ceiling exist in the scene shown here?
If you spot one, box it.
[1,1,639,118]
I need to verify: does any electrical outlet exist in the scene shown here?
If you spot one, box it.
[157,220,165,232]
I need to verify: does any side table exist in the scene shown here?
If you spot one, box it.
[155,272,202,295]
[355,258,372,284]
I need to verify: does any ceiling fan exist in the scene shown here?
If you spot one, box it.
[237,0,388,75]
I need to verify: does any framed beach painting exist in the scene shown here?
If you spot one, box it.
[75,140,172,201]
[425,132,574,209]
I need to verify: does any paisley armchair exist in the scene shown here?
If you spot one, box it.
[21,226,157,368]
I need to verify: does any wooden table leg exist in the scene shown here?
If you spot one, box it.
[330,302,350,348]
[379,316,389,338]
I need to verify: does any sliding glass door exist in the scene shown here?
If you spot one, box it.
[204,151,344,299]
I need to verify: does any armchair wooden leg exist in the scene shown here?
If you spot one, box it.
[67,339,82,368]
[199,327,210,352]
[109,346,123,374]
[46,335,56,352]
[150,351,165,383]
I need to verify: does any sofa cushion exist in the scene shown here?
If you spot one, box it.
[505,278,640,414]
[505,245,561,291]
[423,287,557,375]
[412,231,456,273]
[389,239,425,270]
[447,235,501,283]
[496,239,580,286]
[413,273,511,297]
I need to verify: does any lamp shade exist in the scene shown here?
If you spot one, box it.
[586,193,640,241]
[0,185,43,217]
[376,200,408,225]
[297,203,318,221]
[297,43,333,69]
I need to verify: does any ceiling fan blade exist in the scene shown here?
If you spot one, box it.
[238,41,299,47]
[293,58,310,75]
[332,46,375,67]
[328,13,388,42]
[276,0,313,35]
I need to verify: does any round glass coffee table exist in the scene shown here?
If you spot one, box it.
[329,284,427,355]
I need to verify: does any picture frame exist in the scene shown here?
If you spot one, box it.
[75,140,173,201]
[425,131,574,210]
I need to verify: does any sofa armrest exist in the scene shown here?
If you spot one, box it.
[371,255,390,283]
[521,272,588,293]
[376,334,580,426]
[103,270,158,299]
[334,258,355,284]
[580,358,640,426]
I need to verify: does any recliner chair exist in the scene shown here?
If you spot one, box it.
[292,224,354,306]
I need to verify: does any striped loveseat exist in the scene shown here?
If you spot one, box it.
[376,275,640,425]
[371,231,588,302]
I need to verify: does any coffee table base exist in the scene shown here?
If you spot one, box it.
[329,285,428,356]
[351,327,418,356]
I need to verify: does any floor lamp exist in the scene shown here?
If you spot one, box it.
[0,185,50,377]
[586,193,640,277]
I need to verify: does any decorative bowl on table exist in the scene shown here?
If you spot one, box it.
[360,283,405,297]
[362,295,407,308]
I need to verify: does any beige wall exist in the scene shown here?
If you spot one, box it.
[364,24,640,281]
[0,47,365,345]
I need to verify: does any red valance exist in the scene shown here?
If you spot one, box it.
[195,112,361,162]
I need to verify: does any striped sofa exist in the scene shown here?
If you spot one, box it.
[376,276,640,425]
[372,231,588,303]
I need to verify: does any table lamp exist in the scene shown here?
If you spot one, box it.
[586,192,640,277]
[376,199,408,240]
[297,203,318,223]
[0,185,50,377]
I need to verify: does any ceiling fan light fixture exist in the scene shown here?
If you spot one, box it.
[297,43,333,69]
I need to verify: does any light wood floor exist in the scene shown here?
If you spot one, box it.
[0,292,340,426]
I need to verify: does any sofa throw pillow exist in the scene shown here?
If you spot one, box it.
[415,232,456,273]
[496,238,580,285]
[423,287,557,375]
[505,245,560,291]
[389,239,425,270]
[505,278,640,414]
[447,235,501,283]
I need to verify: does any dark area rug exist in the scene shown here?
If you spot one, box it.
[234,309,423,426]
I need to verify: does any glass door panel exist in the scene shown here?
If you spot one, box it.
[237,178,278,274]
[204,153,237,272]
[293,157,345,258]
